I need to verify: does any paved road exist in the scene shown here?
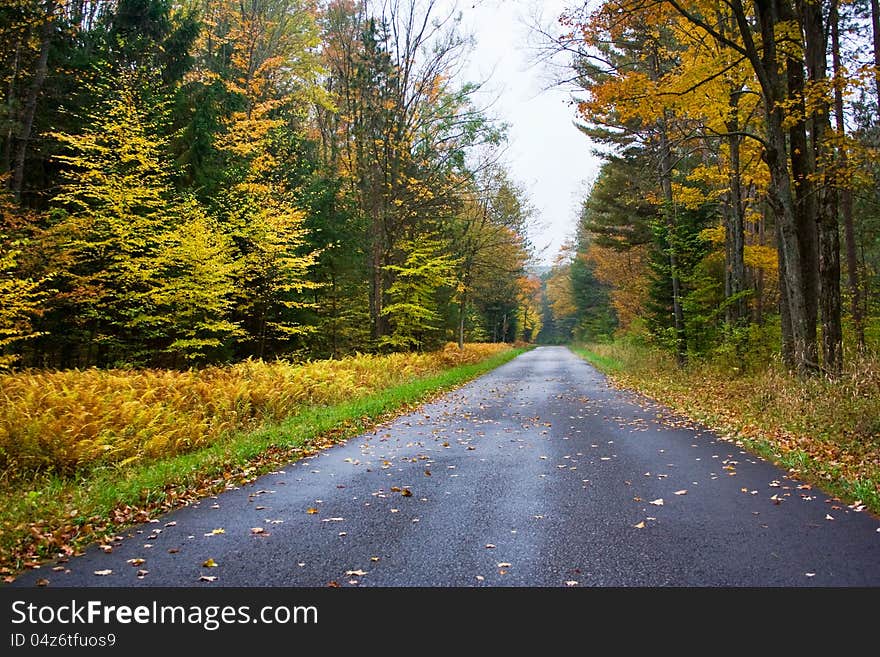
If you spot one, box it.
[10,347,880,587]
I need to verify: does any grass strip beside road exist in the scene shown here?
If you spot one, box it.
[570,343,880,516]
[0,347,527,576]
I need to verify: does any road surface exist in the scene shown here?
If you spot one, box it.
[10,346,880,586]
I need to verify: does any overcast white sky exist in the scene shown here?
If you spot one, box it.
[457,0,601,264]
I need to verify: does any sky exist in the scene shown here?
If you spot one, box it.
[456,0,601,265]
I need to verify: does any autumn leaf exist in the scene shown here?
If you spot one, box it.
[126,558,145,567]
[202,558,218,567]
[36,578,49,587]
[198,575,217,582]
[825,514,834,521]
[306,508,319,515]
[497,562,511,568]
[137,570,148,578]
[250,527,266,534]
[485,544,496,549]
[205,528,225,535]
[390,486,402,492]
[94,569,112,576]
[370,556,380,562]
[633,521,646,529]
[400,488,413,497]
[674,490,687,495]
[564,580,578,587]
[649,498,664,506]
[345,569,367,576]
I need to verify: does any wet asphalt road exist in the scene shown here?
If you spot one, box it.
[10,346,880,587]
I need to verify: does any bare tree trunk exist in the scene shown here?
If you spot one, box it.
[872,0,880,115]
[786,51,820,369]
[457,291,466,349]
[832,0,865,350]
[725,95,747,326]
[658,118,687,366]
[12,0,55,199]
[3,38,22,179]
[799,0,842,372]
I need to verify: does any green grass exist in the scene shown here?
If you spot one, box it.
[0,347,527,574]
[569,346,624,372]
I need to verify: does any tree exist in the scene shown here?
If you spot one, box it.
[381,234,457,350]
[49,73,173,364]
[145,199,240,364]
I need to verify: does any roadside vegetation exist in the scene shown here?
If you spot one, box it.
[0,344,519,575]
[571,341,880,515]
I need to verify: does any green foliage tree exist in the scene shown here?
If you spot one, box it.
[381,235,457,351]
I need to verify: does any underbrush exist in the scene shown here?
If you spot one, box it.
[572,340,880,514]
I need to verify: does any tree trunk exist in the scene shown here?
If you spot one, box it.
[785,53,820,370]
[832,0,865,350]
[724,96,747,326]
[658,115,687,366]
[872,0,880,115]
[12,0,55,199]
[799,0,842,371]
[369,213,385,341]
[457,290,466,349]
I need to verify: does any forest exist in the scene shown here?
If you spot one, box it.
[2,0,880,575]
[0,0,542,371]
[541,0,880,376]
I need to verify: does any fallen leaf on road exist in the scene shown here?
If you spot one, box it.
[390,486,402,492]
[327,581,340,587]
[497,562,511,568]
[805,573,815,577]
[94,570,112,576]
[649,499,664,506]
[306,508,319,515]
[198,575,217,582]
[475,575,484,582]
[127,558,145,567]
[206,528,225,535]
[202,558,218,567]
[250,527,266,534]
[165,521,177,527]
[36,578,49,587]
[564,580,578,587]
[401,488,413,497]
[136,570,148,578]
[345,570,367,576]
[674,490,688,496]
[485,544,496,549]
[371,557,380,562]
[168,548,179,554]
[825,514,834,521]
[633,521,646,529]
